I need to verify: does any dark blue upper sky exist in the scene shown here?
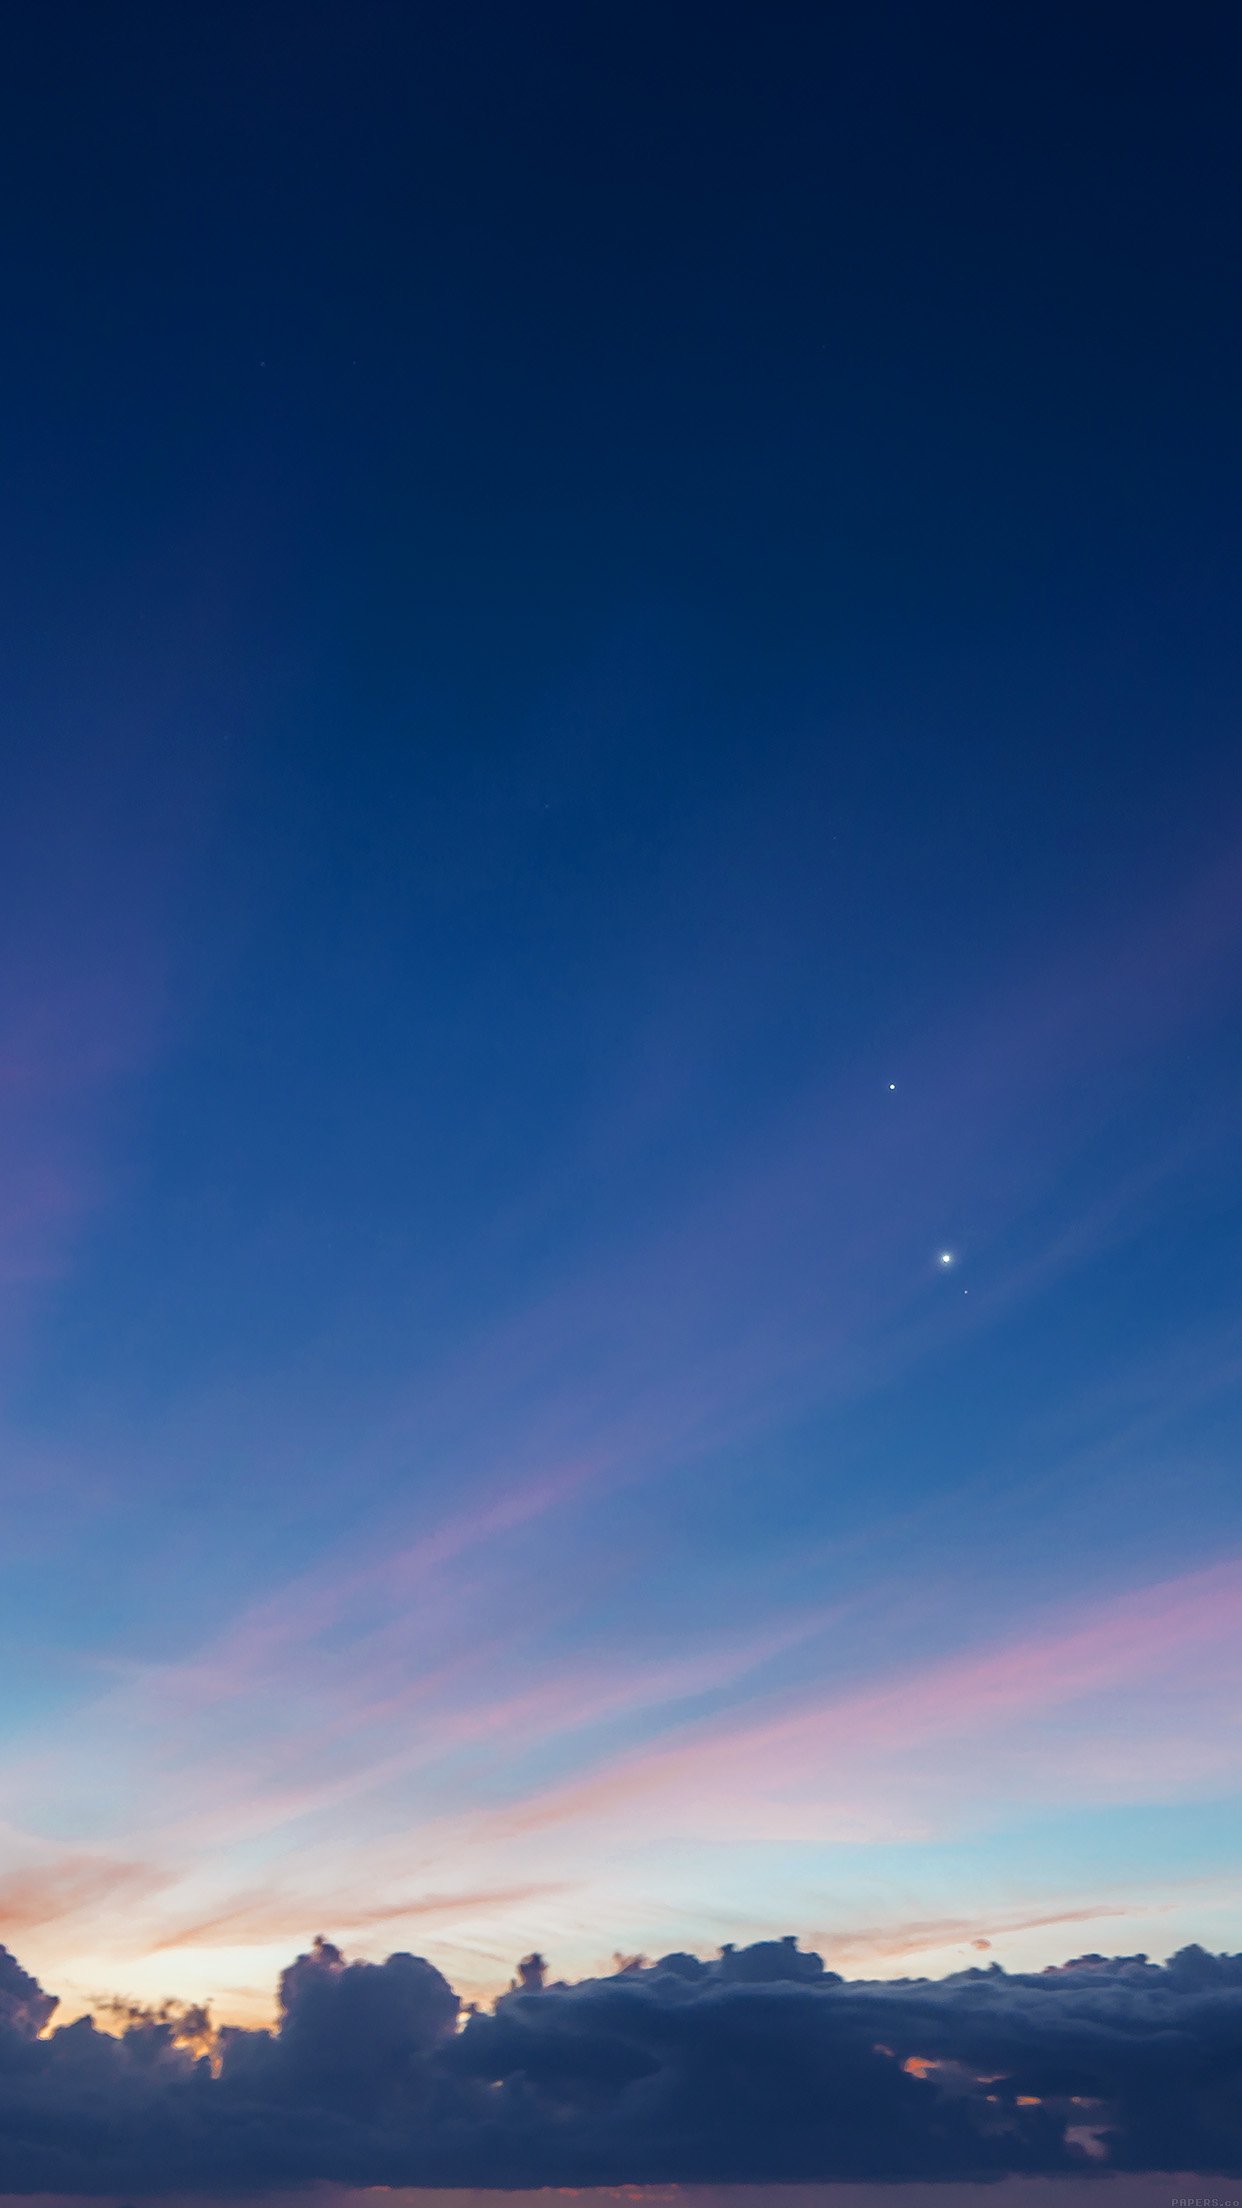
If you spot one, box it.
[1,0,1241,2027]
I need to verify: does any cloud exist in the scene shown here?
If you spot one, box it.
[817,1901,1153,1969]
[429,1553,1242,1856]
[0,1931,1240,2189]
[0,1859,166,1937]
[12,1549,1235,2007]
[145,1882,564,1953]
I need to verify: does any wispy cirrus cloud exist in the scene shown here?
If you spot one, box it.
[145,1880,565,1954]
[816,1900,1164,1970]
[3,842,1241,2017]
[5,1520,1240,2006]
[0,1855,169,1936]
[0,1486,853,1984]
[429,1553,1242,1854]
[322,828,1242,1567]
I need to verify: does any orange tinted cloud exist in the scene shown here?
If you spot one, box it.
[147,1880,563,1952]
[0,1856,168,1934]
[819,1901,1151,1969]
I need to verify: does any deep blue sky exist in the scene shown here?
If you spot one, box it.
[0,0,1241,2042]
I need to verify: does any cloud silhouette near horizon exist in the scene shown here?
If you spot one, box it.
[0,1931,1240,2191]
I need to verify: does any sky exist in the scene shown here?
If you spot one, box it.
[1,0,1242,2191]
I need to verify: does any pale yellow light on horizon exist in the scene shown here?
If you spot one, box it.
[0,2177,1220,2208]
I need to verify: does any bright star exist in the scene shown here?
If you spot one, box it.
[939,1251,954,1265]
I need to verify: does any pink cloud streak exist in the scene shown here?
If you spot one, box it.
[450,1554,1242,1848]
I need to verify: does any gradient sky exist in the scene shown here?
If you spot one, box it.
[1,0,1241,2048]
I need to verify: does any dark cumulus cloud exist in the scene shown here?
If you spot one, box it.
[1,1933,1241,2190]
